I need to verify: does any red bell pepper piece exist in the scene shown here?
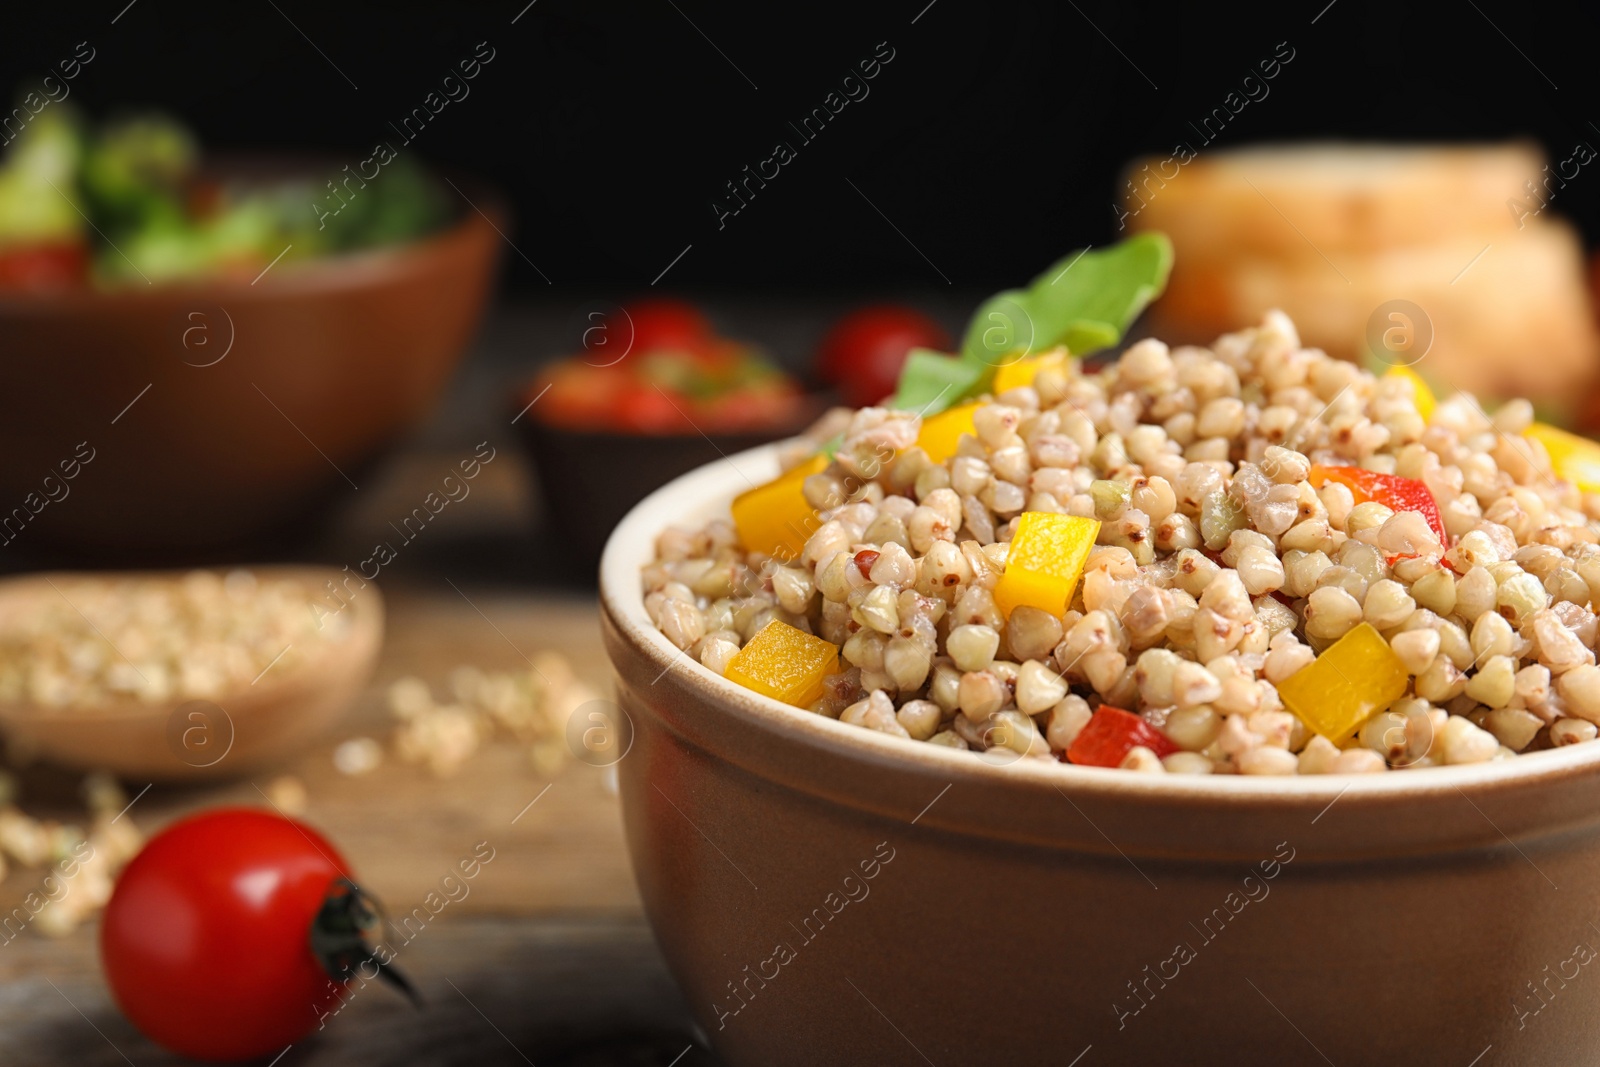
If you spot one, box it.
[1066,705,1178,768]
[1309,465,1448,548]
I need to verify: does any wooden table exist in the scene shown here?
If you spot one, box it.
[0,471,721,1064]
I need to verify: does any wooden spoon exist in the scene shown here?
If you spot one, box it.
[0,566,383,781]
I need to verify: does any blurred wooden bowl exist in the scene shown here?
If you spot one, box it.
[0,566,383,781]
[0,175,504,561]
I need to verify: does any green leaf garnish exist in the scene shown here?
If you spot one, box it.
[960,233,1173,365]
[887,349,992,414]
[887,233,1174,418]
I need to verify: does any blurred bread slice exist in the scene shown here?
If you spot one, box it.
[1125,142,1599,404]
[1123,142,1545,255]
[1150,222,1598,400]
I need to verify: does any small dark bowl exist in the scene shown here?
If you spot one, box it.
[516,404,823,572]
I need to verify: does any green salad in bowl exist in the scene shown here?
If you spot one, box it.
[0,105,450,290]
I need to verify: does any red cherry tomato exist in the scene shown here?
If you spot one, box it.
[816,305,952,407]
[620,298,712,355]
[101,809,354,1062]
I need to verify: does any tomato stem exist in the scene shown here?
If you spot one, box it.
[310,877,422,1008]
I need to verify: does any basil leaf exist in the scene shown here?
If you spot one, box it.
[888,348,991,415]
[960,233,1172,365]
[960,289,1035,369]
[885,233,1173,420]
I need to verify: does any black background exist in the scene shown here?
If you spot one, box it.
[2,0,1593,297]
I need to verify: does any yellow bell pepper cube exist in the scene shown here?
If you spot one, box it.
[993,512,1101,618]
[916,403,980,464]
[1277,622,1409,740]
[993,349,1069,394]
[724,619,839,707]
[1384,365,1435,422]
[730,454,829,561]
[1524,422,1600,494]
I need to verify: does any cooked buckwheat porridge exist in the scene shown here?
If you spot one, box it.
[643,310,1600,775]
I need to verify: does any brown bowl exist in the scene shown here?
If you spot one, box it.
[601,443,1600,1066]
[0,181,503,560]
[515,401,822,571]
[0,566,384,781]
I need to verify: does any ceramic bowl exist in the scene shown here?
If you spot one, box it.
[601,441,1600,1066]
[0,180,503,561]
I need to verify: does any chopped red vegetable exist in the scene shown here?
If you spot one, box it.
[1309,465,1448,548]
[1066,705,1178,768]
[529,300,809,435]
[0,241,88,291]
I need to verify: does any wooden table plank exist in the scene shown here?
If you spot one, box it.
[0,917,715,1066]
[262,584,643,917]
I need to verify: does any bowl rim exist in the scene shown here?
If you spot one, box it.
[599,439,1600,807]
[0,171,506,311]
